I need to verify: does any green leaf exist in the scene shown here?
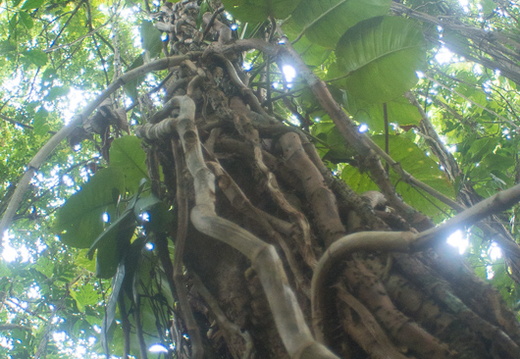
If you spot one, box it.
[347,96,421,132]
[95,215,135,278]
[335,16,426,103]
[222,0,303,22]
[23,49,48,67]
[0,40,17,52]
[21,0,45,10]
[123,55,144,103]
[290,35,332,66]
[109,136,148,193]
[467,137,494,161]
[33,110,51,136]
[87,209,134,260]
[480,0,496,15]
[55,167,125,248]
[70,282,99,312]
[74,249,97,272]
[283,0,390,49]
[101,261,127,352]
[34,257,54,278]
[341,165,379,193]
[140,21,162,57]
[18,12,33,29]
[0,261,10,277]
[134,194,173,232]
[45,86,69,101]
[311,121,356,163]
[341,135,454,219]
[373,134,454,218]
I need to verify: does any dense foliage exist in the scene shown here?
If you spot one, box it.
[1,0,520,358]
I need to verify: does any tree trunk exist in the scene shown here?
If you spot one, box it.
[133,1,520,358]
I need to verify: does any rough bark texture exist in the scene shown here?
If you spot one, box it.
[132,1,520,358]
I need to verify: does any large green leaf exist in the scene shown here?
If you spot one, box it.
[283,0,390,49]
[342,135,454,219]
[222,0,302,22]
[375,134,454,218]
[18,11,34,29]
[335,16,425,103]
[341,164,379,193]
[22,49,47,67]
[70,282,99,312]
[123,55,144,103]
[311,121,357,163]
[101,261,127,353]
[55,167,125,248]
[140,20,162,57]
[346,95,421,132]
[95,215,135,278]
[290,35,332,67]
[109,136,148,194]
[87,209,134,260]
[134,194,173,233]
[21,0,45,10]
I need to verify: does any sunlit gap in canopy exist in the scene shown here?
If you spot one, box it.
[446,229,469,254]
[434,46,457,65]
[62,87,89,125]
[149,343,169,353]
[282,64,296,88]
[458,0,470,12]
[1,230,18,262]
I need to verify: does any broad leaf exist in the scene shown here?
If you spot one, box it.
[311,121,356,163]
[87,210,134,260]
[290,35,332,66]
[109,136,148,193]
[23,49,47,67]
[341,165,378,193]
[0,40,16,52]
[223,0,302,22]
[55,167,125,248]
[101,261,126,353]
[70,282,99,312]
[283,0,390,49]
[95,215,135,278]
[342,135,454,219]
[18,12,33,29]
[335,16,425,103]
[45,86,69,101]
[346,95,421,132]
[33,111,51,136]
[134,194,173,232]
[140,21,162,57]
[123,55,144,102]
[21,0,45,10]
[374,134,454,218]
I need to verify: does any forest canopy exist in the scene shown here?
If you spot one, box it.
[1,0,520,358]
